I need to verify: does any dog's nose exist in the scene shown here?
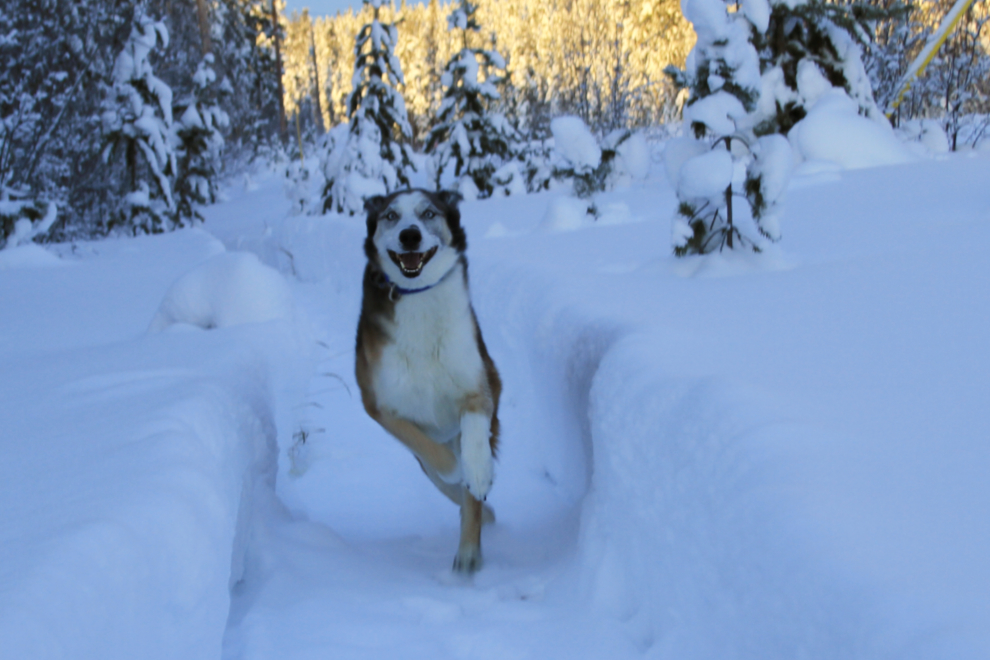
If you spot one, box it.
[399,226,422,250]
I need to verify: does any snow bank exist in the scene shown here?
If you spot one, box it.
[0,243,64,270]
[0,229,307,660]
[789,90,917,169]
[149,251,294,332]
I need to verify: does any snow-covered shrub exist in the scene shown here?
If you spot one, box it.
[320,0,415,216]
[425,0,520,199]
[0,186,58,250]
[752,0,904,134]
[101,16,177,234]
[172,54,230,225]
[549,116,649,201]
[518,138,555,193]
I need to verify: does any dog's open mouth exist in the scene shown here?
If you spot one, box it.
[388,246,438,278]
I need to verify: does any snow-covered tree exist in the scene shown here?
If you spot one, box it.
[666,0,895,255]
[320,0,414,215]
[172,54,230,225]
[101,16,177,234]
[664,0,769,254]
[425,0,519,198]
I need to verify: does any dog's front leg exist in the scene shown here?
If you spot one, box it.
[459,411,493,500]
[373,411,459,479]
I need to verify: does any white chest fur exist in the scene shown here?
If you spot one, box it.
[372,267,486,440]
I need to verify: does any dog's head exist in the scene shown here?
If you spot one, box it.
[364,189,465,287]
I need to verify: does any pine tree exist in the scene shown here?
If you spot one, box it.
[101,16,177,234]
[425,0,519,198]
[320,0,414,215]
[172,54,230,225]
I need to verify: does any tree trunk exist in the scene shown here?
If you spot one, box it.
[195,0,211,54]
[309,20,326,133]
[272,0,288,142]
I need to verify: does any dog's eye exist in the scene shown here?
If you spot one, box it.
[422,209,436,220]
[384,210,399,222]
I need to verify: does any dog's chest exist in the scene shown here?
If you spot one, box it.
[373,281,484,436]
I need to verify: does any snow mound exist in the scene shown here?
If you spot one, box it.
[542,195,592,232]
[149,252,293,332]
[0,243,64,270]
[789,91,917,170]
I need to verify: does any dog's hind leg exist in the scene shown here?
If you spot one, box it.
[371,411,459,479]
[453,492,484,574]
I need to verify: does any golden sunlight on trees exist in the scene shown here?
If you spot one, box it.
[279,0,695,141]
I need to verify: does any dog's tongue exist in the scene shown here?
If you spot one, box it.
[399,252,423,271]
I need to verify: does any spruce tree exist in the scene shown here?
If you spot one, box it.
[172,54,230,225]
[320,0,414,215]
[101,16,177,234]
[665,0,768,255]
[425,0,519,198]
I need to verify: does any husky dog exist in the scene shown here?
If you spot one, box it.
[355,188,501,574]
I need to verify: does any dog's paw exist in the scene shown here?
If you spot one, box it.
[462,451,493,499]
[453,545,483,575]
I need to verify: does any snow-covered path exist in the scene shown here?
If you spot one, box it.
[1,151,987,659]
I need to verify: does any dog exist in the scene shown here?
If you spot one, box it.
[355,188,501,574]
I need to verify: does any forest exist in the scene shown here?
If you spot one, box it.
[1,0,988,244]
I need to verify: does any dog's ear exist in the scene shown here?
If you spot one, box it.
[435,189,466,252]
[436,189,463,209]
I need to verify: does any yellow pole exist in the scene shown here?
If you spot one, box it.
[887,0,979,117]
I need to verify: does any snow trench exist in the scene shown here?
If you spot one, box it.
[217,214,881,658]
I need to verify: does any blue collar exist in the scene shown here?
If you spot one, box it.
[377,264,456,300]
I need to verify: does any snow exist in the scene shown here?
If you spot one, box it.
[789,90,918,169]
[550,116,601,171]
[678,148,733,198]
[684,90,748,136]
[541,195,592,231]
[149,252,295,332]
[2,142,989,660]
[0,242,64,269]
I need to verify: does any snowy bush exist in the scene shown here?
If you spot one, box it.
[172,54,230,226]
[425,1,520,199]
[0,186,58,250]
[550,116,650,202]
[101,16,177,235]
[320,0,415,216]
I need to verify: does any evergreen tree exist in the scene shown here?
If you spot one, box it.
[320,0,414,215]
[425,0,519,198]
[666,0,899,256]
[665,0,768,255]
[172,53,230,225]
[0,0,131,243]
[101,16,177,234]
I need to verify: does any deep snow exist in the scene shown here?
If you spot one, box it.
[0,145,987,659]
